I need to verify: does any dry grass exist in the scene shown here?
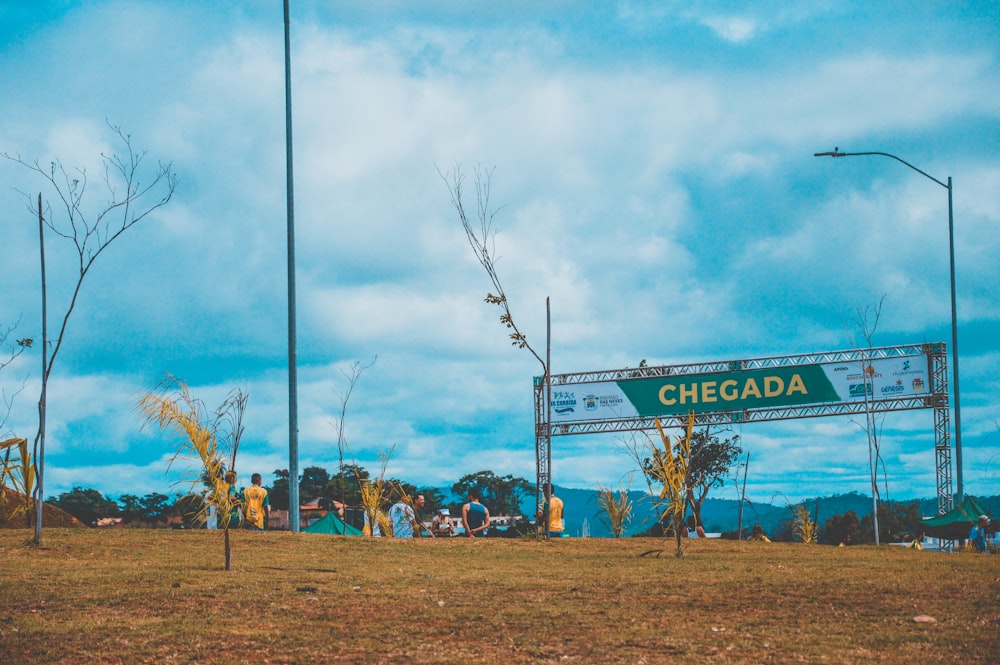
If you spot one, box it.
[1,529,997,664]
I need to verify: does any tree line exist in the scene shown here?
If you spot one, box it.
[814,500,926,545]
[47,467,534,528]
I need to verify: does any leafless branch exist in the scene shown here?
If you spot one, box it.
[4,122,177,543]
[217,389,249,474]
[4,122,178,384]
[437,162,545,371]
[332,357,378,457]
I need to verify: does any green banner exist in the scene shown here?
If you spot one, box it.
[617,365,841,417]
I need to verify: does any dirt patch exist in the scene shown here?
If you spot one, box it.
[0,487,85,528]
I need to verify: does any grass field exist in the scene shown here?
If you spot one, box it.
[1,529,997,664]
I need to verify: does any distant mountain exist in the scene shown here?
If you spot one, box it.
[546,488,1000,539]
[553,487,751,538]
[433,484,998,539]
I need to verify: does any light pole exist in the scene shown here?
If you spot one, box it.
[284,0,300,531]
[814,148,963,503]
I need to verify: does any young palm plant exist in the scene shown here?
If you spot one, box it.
[358,448,394,537]
[359,478,389,537]
[596,478,633,539]
[645,414,694,558]
[136,377,248,570]
[792,503,819,544]
[0,437,34,526]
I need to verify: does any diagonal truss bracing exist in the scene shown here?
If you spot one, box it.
[547,343,945,385]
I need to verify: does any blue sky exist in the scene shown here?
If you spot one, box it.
[1,1,998,506]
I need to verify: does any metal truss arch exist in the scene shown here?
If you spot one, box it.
[535,343,953,518]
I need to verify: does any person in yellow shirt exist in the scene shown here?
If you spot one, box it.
[537,484,564,538]
[748,523,770,542]
[242,473,270,531]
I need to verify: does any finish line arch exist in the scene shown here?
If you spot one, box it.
[533,342,954,517]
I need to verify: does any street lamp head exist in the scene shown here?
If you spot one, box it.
[814,148,843,157]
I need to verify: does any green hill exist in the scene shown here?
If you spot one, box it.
[546,488,999,540]
[436,484,998,540]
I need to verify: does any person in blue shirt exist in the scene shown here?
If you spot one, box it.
[462,487,490,538]
[969,515,990,553]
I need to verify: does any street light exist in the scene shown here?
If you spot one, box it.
[814,148,963,503]
[284,0,300,531]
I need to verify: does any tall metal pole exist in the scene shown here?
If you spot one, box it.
[945,177,963,502]
[284,0,300,532]
[814,149,963,503]
[545,297,552,538]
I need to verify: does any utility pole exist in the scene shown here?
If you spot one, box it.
[283,0,299,532]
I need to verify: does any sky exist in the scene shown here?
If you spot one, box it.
[1,1,998,508]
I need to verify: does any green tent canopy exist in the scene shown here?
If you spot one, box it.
[921,496,991,540]
[302,512,363,536]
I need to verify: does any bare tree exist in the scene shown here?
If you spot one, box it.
[438,163,545,367]
[330,357,376,534]
[438,163,552,526]
[4,123,177,543]
[846,295,887,545]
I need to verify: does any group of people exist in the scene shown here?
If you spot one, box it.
[220,471,271,531]
[214,477,568,539]
[388,487,494,538]
[213,475,993,549]
[385,485,565,539]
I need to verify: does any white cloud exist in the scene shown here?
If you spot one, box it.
[701,15,760,43]
[2,2,997,507]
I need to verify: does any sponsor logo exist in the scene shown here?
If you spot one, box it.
[580,394,625,411]
[598,394,624,408]
[891,359,925,379]
[551,391,577,414]
[847,372,882,381]
[912,377,925,392]
[849,383,872,398]
[880,381,906,395]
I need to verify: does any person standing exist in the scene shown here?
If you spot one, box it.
[389,494,425,538]
[970,515,990,552]
[242,473,270,531]
[221,470,241,528]
[363,510,382,537]
[462,488,490,538]
[537,484,564,538]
